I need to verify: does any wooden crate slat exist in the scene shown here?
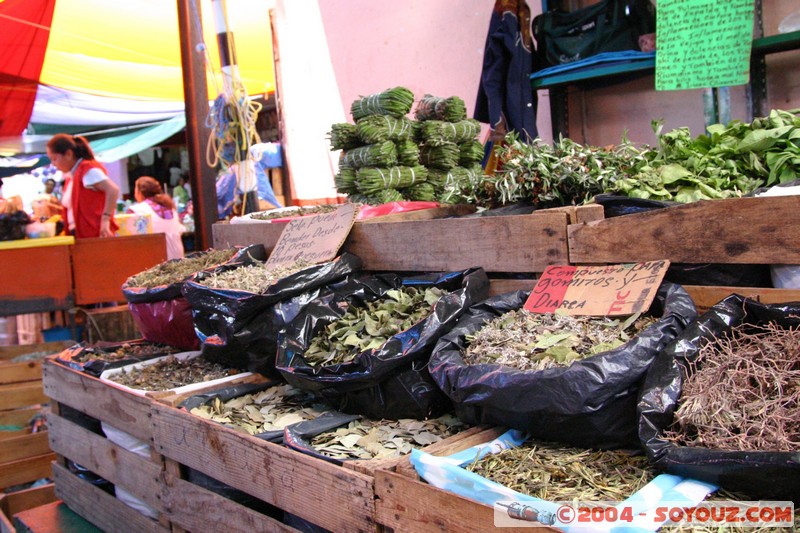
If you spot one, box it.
[53,463,169,533]
[212,221,285,251]
[568,196,800,264]
[0,431,50,463]
[0,382,47,411]
[0,453,54,490]
[151,403,375,533]
[0,341,74,361]
[684,285,800,313]
[0,484,56,533]
[0,360,41,385]
[488,279,536,297]
[42,360,154,442]
[47,414,163,511]
[161,473,299,533]
[0,407,41,429]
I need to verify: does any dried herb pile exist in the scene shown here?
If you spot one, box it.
[107,355,236,391]
[197,259,311,293]
[466,439,653,501]
[190,384,332,435]
[126,248,238,288]
[663,322,800,452]
[464,310,656,370]
[303,286,446,367]
[73,342,178,363]
[309,414,467,460]
[249,205,338,221]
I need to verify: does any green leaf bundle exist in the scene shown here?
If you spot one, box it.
[419,142,460,170]
[341,140,397,169]
[405,182,437,202]
[459,139,485,166]
[356,115,414,144]
[351,87,415,120]
[375,188,405,204]
[335,168,358,194]
[356,165,428,196]
[414,94,467,122]
[419,119,481,146]
[395,139,421,166]
[328,123,361,151]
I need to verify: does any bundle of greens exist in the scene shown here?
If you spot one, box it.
[418,119,481,146]
[414,94,467,122]
[395,139,421,166]
[459,139,485,166]
[328,123,361,151]
[341,140,397,169]
[405,181,437,202]
[351,86,415,120]
[356,165,428,196]
[433,166,484,205]
[374,188,405,204]
[334,168,358,195]
[356,115,414,144]
[419,143,460,170]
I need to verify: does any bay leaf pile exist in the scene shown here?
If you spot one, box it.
[196,259,311,293]
[303,286,447,367]
[309,413,468,460]
[190,383,332,435]
[126,248,239,288]
[107,355,237,391]
[464,310,657,371]
[466,439,653,501]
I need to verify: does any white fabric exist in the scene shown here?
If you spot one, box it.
[128,201,185,260]
[273,0,344,201]
[82,167,107,188]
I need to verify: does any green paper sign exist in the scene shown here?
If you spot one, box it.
[656,0,754,91]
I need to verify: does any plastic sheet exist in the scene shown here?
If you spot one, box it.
[638,295,800,502]
[428,282,696,449]
[123,245,267,350]
[182,253,362,376]
[355,201,439,220]
[275,268,490,420]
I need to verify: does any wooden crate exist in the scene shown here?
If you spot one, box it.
[0,484,57,533]
[0,243,73,316]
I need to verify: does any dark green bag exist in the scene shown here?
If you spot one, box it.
[533,0,655,67]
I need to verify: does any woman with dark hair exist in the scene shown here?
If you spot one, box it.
[46,134,120,238]
[128,176,185,259]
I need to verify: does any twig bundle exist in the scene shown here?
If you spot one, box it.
[414,94,467,122]
[341,141,397,169]
[351,87,415,120]
[356,115,414,144]
[356,165,428,196]
[419,142,460,170]
[335,168,359,194]
[418,119,481,146]
[459,139,485,166]
[328,123,361,151]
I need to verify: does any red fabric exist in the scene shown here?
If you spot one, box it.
[0,0,56,137]
[64,159,119,238]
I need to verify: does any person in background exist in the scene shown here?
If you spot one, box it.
[32,178,63,219]
[46,134,120,238]
[129,176,185,259]
[172,174,190,207]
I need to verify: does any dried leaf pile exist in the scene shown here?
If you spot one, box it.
[466,440,653,501]
[73,342,178,363]
[197,259,311,293]
[249,205,338,221]
[309,414,467,460]
[303,287,447,367]
[107,356,236,391]
[464,310,657,370]
[126,248,239,288]
[190,384,332,435]
[664,323,800,452]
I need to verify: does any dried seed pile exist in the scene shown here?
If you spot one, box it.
[106,356,236,391]
[126,248,239,288]
[309,414,467,460]
[304,286,446,367]
[249,205,339,221]
[190,384,332,435]
[197,259,311,293]
[466,440,653,501]
[663,322,800,452]
[464,310,657,370]
[74,342,178,363]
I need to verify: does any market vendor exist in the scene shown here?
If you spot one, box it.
[46,134,120,238]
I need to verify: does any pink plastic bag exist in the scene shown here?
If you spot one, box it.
[128,297,199,350]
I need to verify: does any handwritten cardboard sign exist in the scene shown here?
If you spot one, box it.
[524,261,670,316]
[655,0,753,90]
[265,203,357,268]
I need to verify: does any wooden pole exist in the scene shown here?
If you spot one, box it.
[177,0,217,250]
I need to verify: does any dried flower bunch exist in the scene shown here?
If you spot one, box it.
[107,355,236,391]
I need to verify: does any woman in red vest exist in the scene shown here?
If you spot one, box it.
[46,134,120,238]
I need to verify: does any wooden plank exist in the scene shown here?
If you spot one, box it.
[0,245,72,313]
[42,360,154,442]
[568,196,800,264]
[0,484,56,533]
[0,360,41,385]
[151,403,376,533]
[0,341,74,361]
[375,469,557,533]
[71,234,167,306]
[0,453,54,490]
[53,463,169,533]
[684,286,800,314]
[212,220,285,251]
[0,431,50,463]
[161,473,299,533]
[0,382,47,411]
[0,407,41,440]
[488,279,536,297]
[47,414,163,511]
[574,204,605,225]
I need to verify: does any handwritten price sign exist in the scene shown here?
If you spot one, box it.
[524,261,670,316]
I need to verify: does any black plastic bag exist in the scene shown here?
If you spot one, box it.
[123,245,267,350]
[182,253,362,376]
[275,268,490,420]
[428,282,696,449]
[638,295,800,502]
[53,340,180,377]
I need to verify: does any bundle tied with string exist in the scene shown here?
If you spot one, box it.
[341,140,397,169]
[459,140,485,166]
[334,168,358,195]
[350,87,415,120]
[419,119,481,146]
[429,165,484,205]
[356,165,429,196]
[406,181,437,202]
[356,115,414,144]
[395,139,421,166]
[420,142,460,170]
[414,94,467,122]
[328,123,361,151]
